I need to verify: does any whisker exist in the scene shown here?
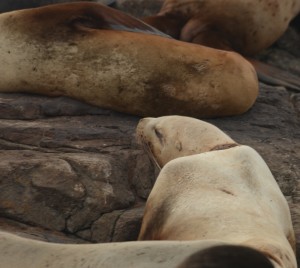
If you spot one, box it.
[140,136,162,171]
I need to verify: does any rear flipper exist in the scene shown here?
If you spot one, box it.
[248,59,300,92]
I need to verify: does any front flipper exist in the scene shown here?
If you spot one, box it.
[69,3,172,39]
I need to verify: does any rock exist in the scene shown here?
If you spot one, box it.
[89,207,144,242]
[256,25,300,77]
[0,93,110,120]
[111,207,144,242]
[90,210,124,242]
[0,95,156,241]
[0,217,87,243]
[291,93,300,116]
[275,27,300,58]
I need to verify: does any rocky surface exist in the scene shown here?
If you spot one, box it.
[0,94,156,243]
[0,0,299,264]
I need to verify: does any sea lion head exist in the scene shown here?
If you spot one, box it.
[136,115,237,168]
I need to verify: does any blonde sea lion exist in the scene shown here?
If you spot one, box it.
[143,0,300,56]
[0,231,274,268]
[0,2,258,118]
[137,116,296,268]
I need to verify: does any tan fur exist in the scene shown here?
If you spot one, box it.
[137,116,296,268]
[0,231,229,268]
[147,0,300,55]
[136,116,237,167]
[0,2,258,118]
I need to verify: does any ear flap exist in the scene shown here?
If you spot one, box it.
[70,3,172,39]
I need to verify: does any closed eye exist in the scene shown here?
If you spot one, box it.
[154,128,164,144]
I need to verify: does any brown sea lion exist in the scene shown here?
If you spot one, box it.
[137,116,296,268]
[143,0,300,56]
[0,2,258,118]
[143,0,300,91]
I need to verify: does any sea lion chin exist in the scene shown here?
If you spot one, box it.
[0,2,258,118]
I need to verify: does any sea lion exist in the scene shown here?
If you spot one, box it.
[137,116,296,268]
[0,231,274,268]
[143,0,300,56]
[0,2,258,118]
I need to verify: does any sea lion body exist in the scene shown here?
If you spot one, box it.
[0,231,231,268]
[145,0,300,55]
[139,146,296,268]
[0,231,277,268]
[137,116,296,268]
[0,2,258,118]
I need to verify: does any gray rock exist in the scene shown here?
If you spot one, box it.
[88,207,143,242]
[0,217,87,243]
[111,207,144,242]
[0,99,156,241]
